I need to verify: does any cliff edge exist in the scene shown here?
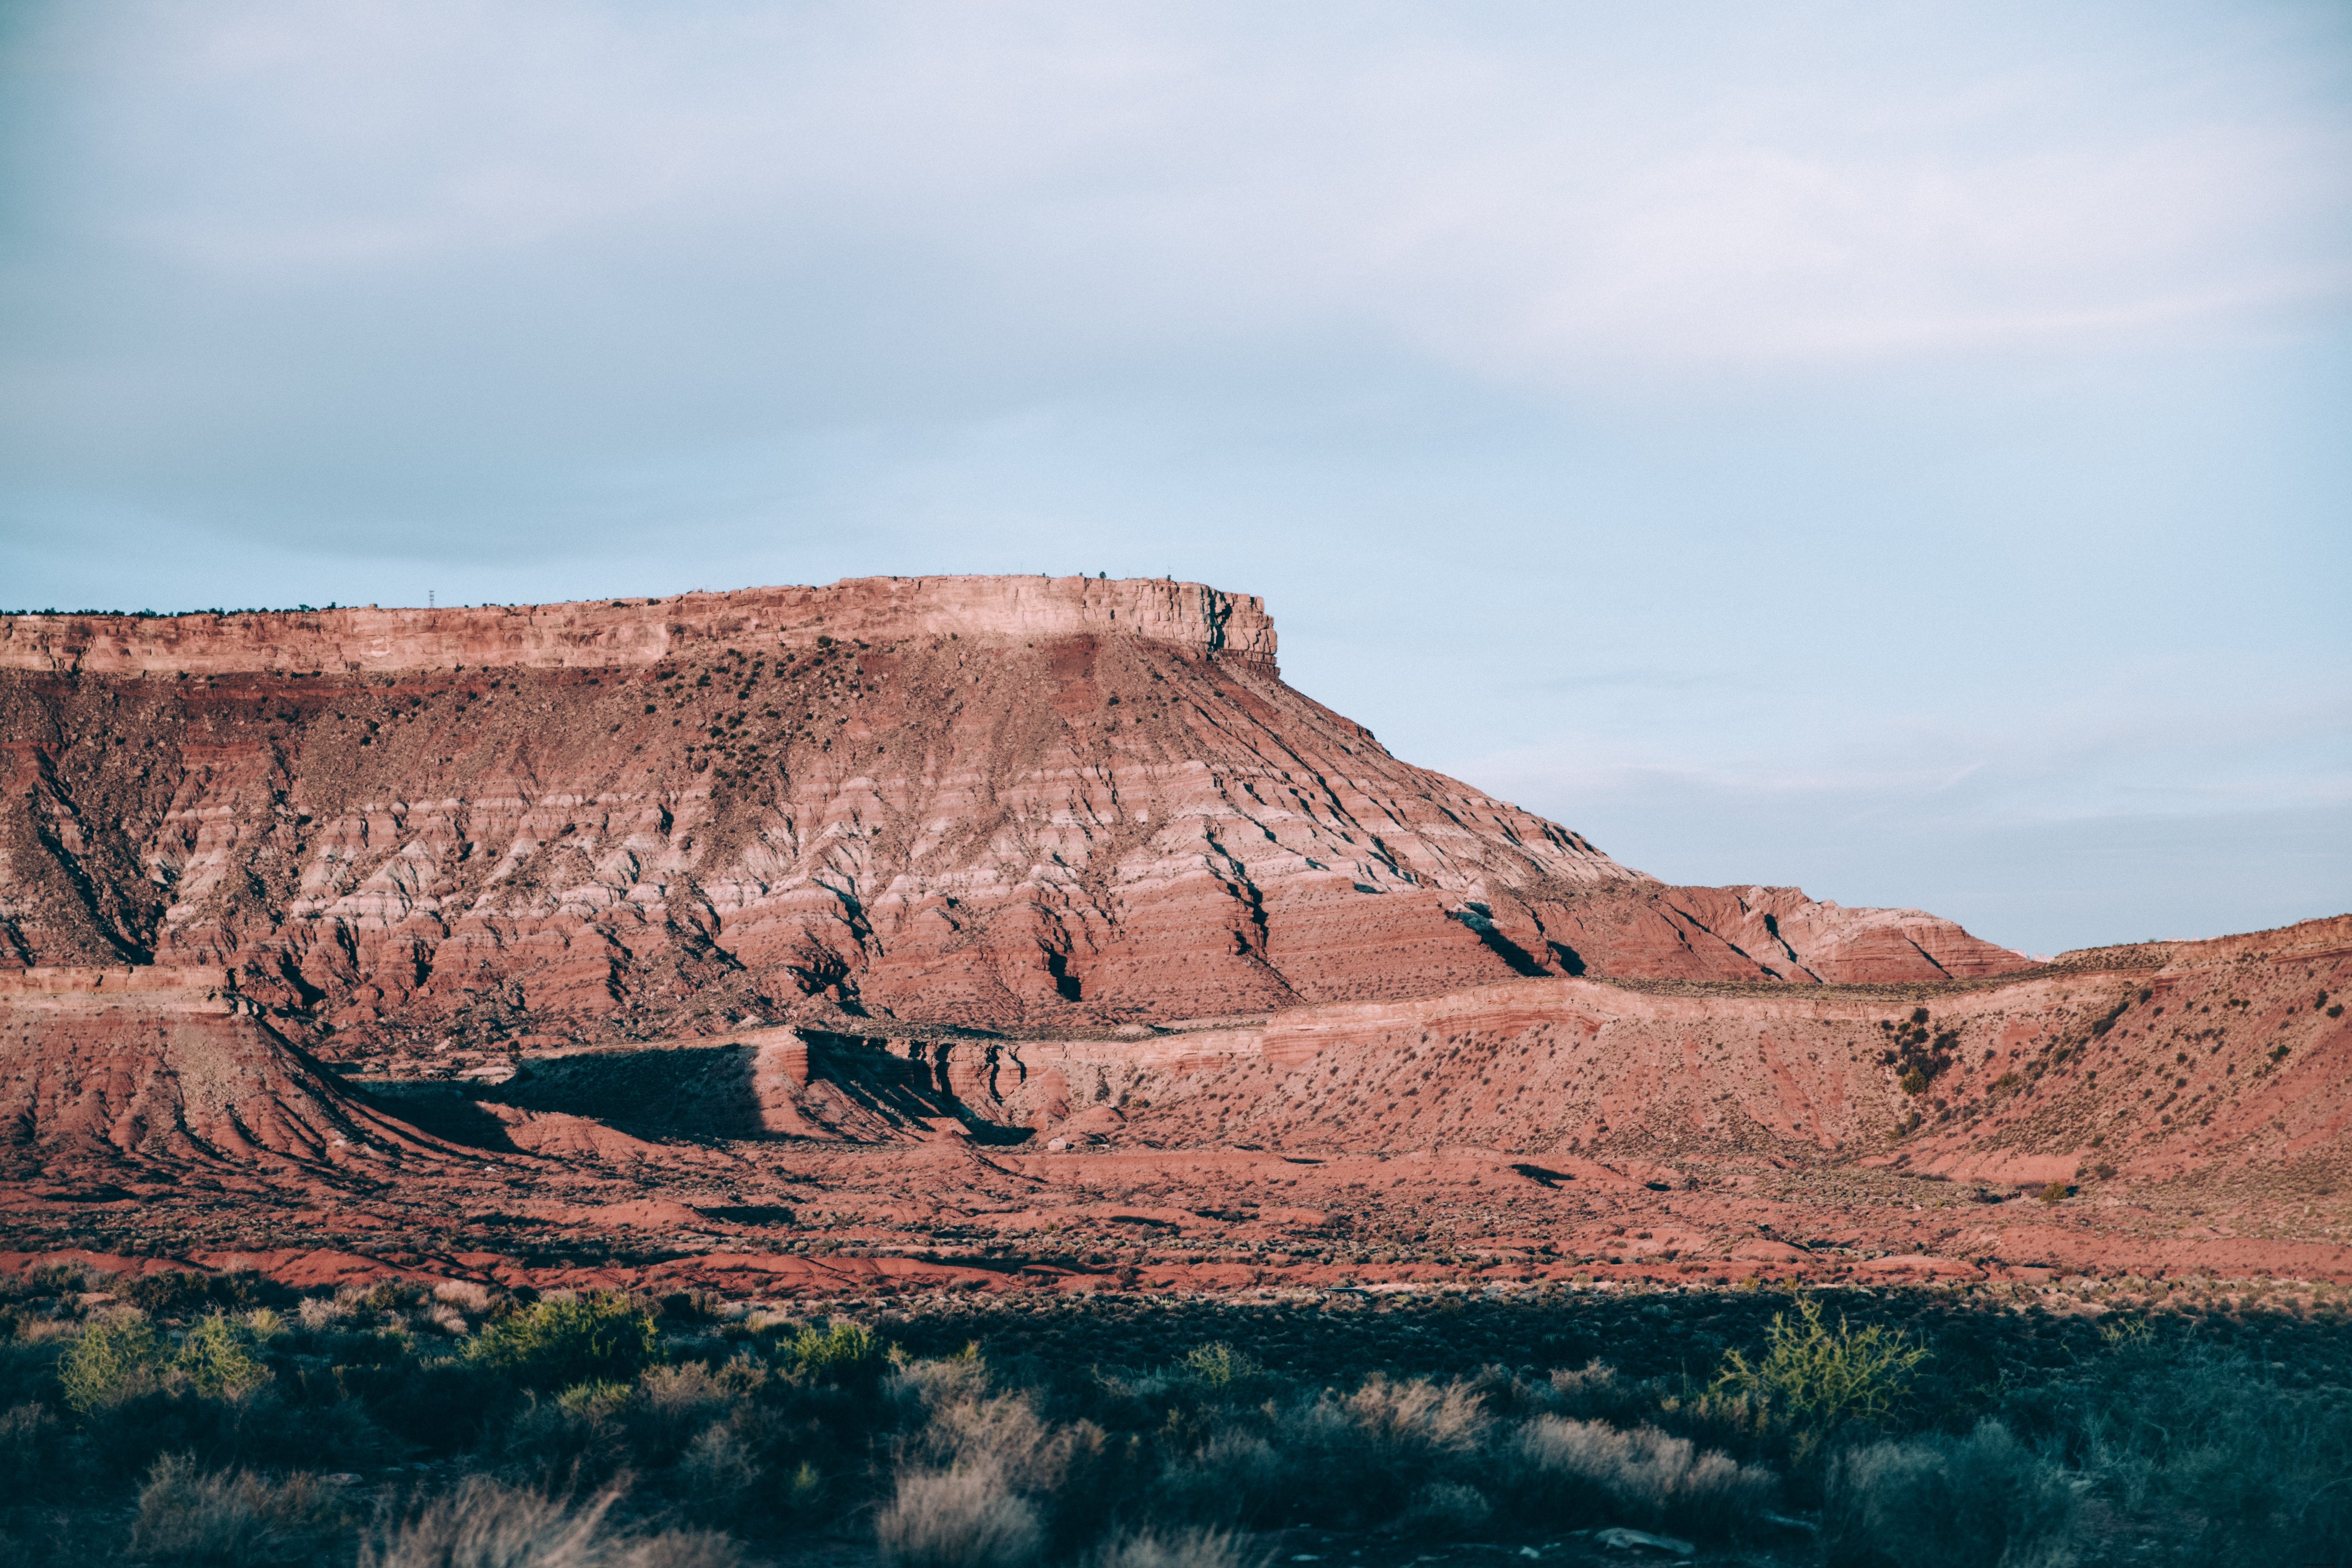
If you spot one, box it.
[0,575,1279,676]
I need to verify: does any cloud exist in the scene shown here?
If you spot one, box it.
[0,0,2343,950]
[16,0,2348,390]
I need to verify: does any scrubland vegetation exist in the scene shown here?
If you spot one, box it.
[0,1268,2346,1567]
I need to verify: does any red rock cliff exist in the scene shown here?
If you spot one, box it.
[0,576,1278,675]
[0,576,2022,1057]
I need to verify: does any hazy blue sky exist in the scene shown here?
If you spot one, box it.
[3,1,2346,955]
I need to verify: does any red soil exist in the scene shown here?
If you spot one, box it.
[2,578,2342,1298]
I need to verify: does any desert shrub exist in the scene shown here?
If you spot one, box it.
[1507,1416,1774,1539]
[877,1467,1044,1568]
[901,1386,1133,1547]
[1151,1372,1494,1532]
[435,1280,496,1315]
[633,1361,762,1466]
[125,1271,214,1317]
[468,1292,660,1391]
[781,1320,889,1383]
[1337,1373,1489,1460]
[0,1401,65,1488]
[176,1312,272,1402]
[1545,1361,1670,1430]
[332,1354,505,1453]
[1287,1373,1487,1521]
[361,1280,431,1314]
[294,1297,346,1334]
[127,1452,347,1565]
[1152,1428,1283,1528]
[0,1332,71,1413]
[1092,1528,1263,1568]
[499,1382,634,1491]
[888,1351,992,1424]
[2001,1328,2352,1566]
[1711,1296,1928,1457]
[360,1477,740,1568]
[1176,1343,1261,1392]
[1394,1480,1492,1539]
[677,1424,763,1517]
[60,1313,165,1413]
[1822,1420,2076,1568]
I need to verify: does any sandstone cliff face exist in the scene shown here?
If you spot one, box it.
[0,577,2020,1056]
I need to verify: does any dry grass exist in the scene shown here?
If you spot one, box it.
[1092,1528,1266,1568]
[1511,1416,1775,1537]
[876,1467,1044,1568]
[361,1478,739,1568]
[127,1453,344,1565]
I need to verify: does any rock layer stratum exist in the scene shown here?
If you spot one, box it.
[0,577,2021,1058]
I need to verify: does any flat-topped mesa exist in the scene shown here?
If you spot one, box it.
[0,569,2028,1044]
[0,575,1278,676]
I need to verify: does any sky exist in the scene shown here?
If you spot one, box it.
[1,1,2346,956]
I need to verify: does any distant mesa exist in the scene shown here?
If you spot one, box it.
[0,576,2024,1053]
[0,576,2025,1038]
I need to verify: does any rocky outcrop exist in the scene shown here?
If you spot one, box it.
[0,576,1278,676]
[0,576,2023,1059]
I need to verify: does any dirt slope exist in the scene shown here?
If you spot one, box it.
[0,578,2020,1060]
[0,920,2343,1294]
[0,966,445,1176]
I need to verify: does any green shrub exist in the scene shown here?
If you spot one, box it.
[784,1321,889,1382]
[176,1313,272,1402]
[60,1314,165,1414]
[465,1292,658,1390]
[1177,1343,1260,1391]
[1711,1296,1928,1457]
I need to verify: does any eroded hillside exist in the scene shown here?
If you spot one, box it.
[0,578,2019,1063]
